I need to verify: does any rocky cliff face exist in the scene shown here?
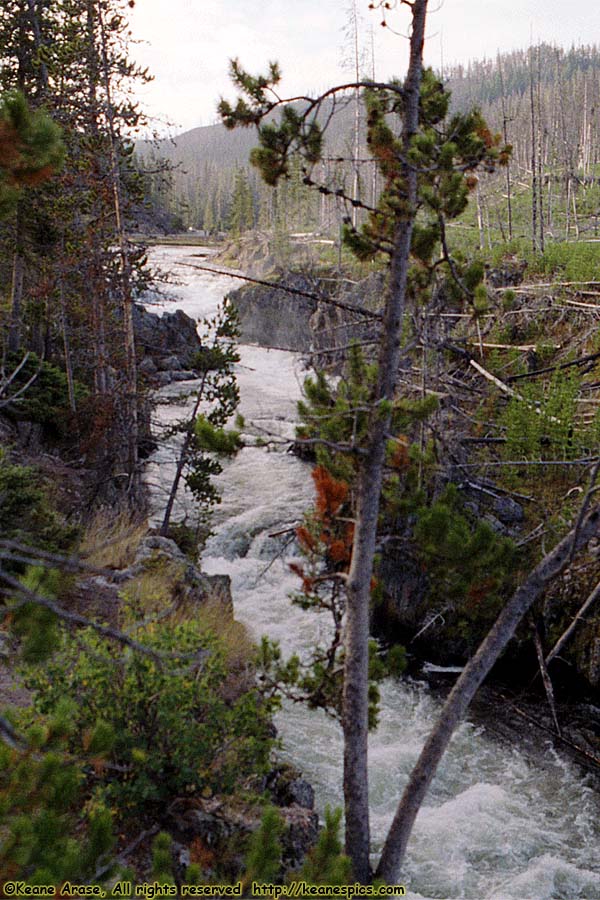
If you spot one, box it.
[133,303,204,385]
[227,275,318,352]
[227,270,383,360]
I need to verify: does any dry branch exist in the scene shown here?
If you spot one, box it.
[545,580,600,667]
[377,501,600,882]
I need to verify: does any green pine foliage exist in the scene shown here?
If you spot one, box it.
[21,620,277,816]
[168,301,242,519]
[502,370,584,462]
[297,344,379,483]
[229,167,255,235]
[0,452,78,554]
[294,340,519,654]
[413,484,516,640]
[0,701,115,884]
[151,832,175,886]
[240,805,353,894]
[9,567,66,663]
[194,415,243,456]
[2,352,88,434]
[243,806,284,887]
[292,808,352,886]
[0,90,64,218]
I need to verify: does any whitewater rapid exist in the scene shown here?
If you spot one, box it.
[146,245,600,900]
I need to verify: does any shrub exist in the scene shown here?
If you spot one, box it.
[0,451,77,553]
[501,370,581,462]
[22,620,277,815]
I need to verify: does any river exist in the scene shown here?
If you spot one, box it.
[145,245,600,900]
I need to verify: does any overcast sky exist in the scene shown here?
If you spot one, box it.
[129,0,600,136]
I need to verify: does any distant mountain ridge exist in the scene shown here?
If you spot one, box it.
[137,43,600,232]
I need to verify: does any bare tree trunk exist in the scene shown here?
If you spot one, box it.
[83,1,110,398]
[536,48,545,253]
[7,213,25,355]
[497,54,513,241]
[581,78,589,179]
[58,252,76,413]
[557,51,573,240]
[25,0,48,92]
[160,371,209,536]
[342,0,428,882]
[369,26,378,211]
[351,0,360,229]
[572,187,580,238]
[376,502,600,883]
[529,47,539,254]
[532,621,560,735]
[98,4,140,497]
[476,181,485,250]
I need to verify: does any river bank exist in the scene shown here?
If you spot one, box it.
[141,244,600,900]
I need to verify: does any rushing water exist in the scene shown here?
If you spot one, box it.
[146,246,600,900]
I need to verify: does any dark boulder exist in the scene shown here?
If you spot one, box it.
[167,794,319,880]
[133,304,202,369]
[267,764,315,810]
[228,275,317,352]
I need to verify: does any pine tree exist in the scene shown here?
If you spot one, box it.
[229,166,255,235]
[219,0,511,881]
[0,91,64,218]
[0,0,153,500]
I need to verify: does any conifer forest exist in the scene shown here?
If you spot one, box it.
[2,1,600,897]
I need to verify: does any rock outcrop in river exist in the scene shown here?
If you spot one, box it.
[227,270,382,362]
[133,303,203,384]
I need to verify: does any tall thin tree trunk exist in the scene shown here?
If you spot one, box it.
[342,0,428,882]
[7,206,25,355]
[376,503,600,883]
[530,47,539,254]
[582,78,589,178]
[475,181,485,250]
[532,622,561,735]
[25,0,48,92]
[369,26,378,210]
[351,0,360,229]
[497,54,513,241]
[536,47,545,253]
[160,370,208,536]
[572,187,580,238]
[58,248,76,413]
[557,50,572,240]
[85,1,109,397]
[98,4,140,497]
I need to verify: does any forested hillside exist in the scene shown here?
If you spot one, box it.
[447,44,600,250]
[140,43,600,243]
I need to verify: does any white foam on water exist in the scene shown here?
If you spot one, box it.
[146,247,600,900]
